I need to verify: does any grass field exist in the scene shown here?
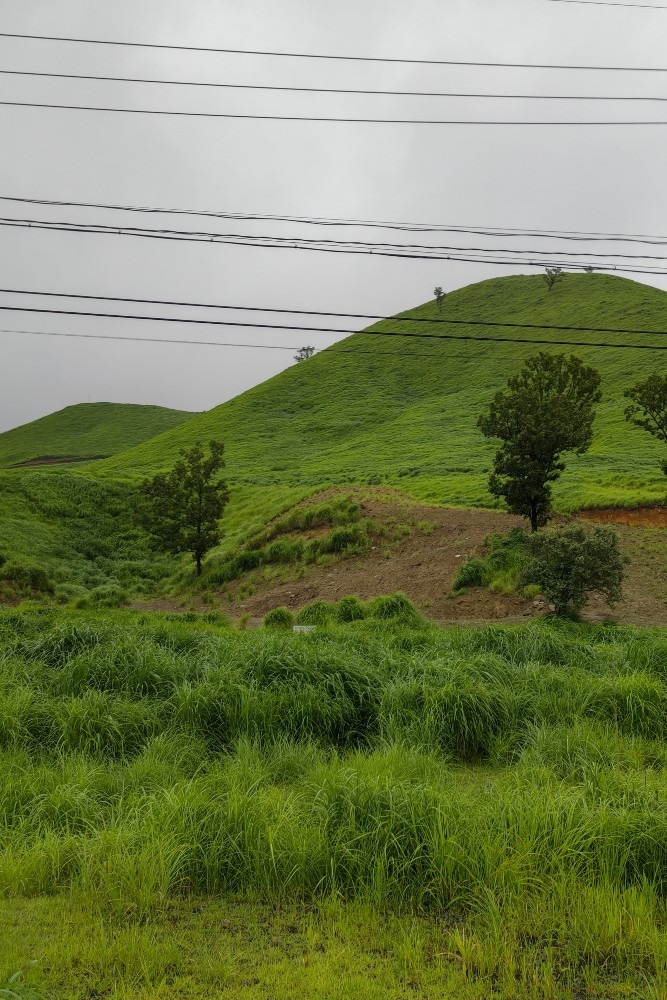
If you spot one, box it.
[3,606,667,997]
[0,403,196,468]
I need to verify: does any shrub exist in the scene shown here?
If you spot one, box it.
[88,585,129,608]
[208,550,263,585]
[452,558,487,591]
[320,525,367,554]
[304,540,321,563]
[519,525,625,617]
[334,595,366,623]
[263,607,295,630]
[486,528,531,574]
[451,530,530,595]
[296,601,333,626]
[265,539,304,564]
[0,561,53,594]
[366,593,426,628]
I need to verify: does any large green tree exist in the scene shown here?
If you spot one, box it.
[624,374,667,474]
[137,440,230,576]
[478,353,602,532]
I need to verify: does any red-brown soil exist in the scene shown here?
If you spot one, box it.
[580,506,667,529]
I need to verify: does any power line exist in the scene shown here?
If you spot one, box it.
[3,286,667,338]
[0,327,481,363]
[3,99,667,125]
[543,0,667,8]
[5,217,667,275]
[1,303,667,350]
[0,194,664,246]
[3,67,667,102]
[3,215,666,261]
[1,32,666,72]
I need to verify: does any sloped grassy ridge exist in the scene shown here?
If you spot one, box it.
[98,273,667,512]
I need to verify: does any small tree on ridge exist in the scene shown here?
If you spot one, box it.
[294,346,315,363]
[543,267,564,291]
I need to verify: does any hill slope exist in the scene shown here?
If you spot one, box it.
[97,274,667,513]
[0,402,197,468]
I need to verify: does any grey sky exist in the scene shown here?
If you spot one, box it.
[1,0,666,432]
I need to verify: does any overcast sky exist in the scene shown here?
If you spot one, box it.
[1,0,666,432]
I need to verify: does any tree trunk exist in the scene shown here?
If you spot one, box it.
[196,551,202,576]
[529,501,538,533]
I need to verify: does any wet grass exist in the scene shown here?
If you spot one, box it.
[2,608,667,995]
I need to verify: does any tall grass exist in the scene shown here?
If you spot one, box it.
[3,606,667,948]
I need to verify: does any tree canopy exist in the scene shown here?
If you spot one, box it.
[624,374,667,474]
[137,439,230,576]
[478,353,602,531]
[520,524,625,616]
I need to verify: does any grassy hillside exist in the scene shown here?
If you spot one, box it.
[96,274,667,513]
[0,402,196,467]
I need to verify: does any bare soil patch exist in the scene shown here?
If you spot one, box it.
[580,506,667,529]
[226,501,529,626]
[219,496,667,628]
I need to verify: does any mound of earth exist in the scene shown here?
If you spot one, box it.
[214,498,667,628]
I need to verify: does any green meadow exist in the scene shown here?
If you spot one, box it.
[2,606,667,997]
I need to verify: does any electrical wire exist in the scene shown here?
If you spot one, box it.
[1,32,666,72]
[1,195,665,245]
[1,303,667,350]
[0,327,480,362]
[2,68,667,101]
[4,286,667,338]
[5,217,667,275]
[3,99,667,125]
[543,0,667,8]
[3,215,666,261]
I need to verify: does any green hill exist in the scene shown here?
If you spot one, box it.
[97,273,667,513]
[0,402,197,468]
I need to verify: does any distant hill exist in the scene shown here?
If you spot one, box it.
[0,402,197,468]
[97,274,667,512]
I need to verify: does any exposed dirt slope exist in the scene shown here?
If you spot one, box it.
[217,497,667,627]
[132,493,667,627]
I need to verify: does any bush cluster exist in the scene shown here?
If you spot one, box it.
[452,528,531,594]
[264,592,426,629]
[208,501,370,587]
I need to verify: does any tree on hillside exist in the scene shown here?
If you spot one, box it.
[519,524,625,616]
[478,353,602,532]
[293,346,315,363]
[543,267,564,291]
[434,286,447,311]
[137,440,230,576]
[624,375,667,474]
